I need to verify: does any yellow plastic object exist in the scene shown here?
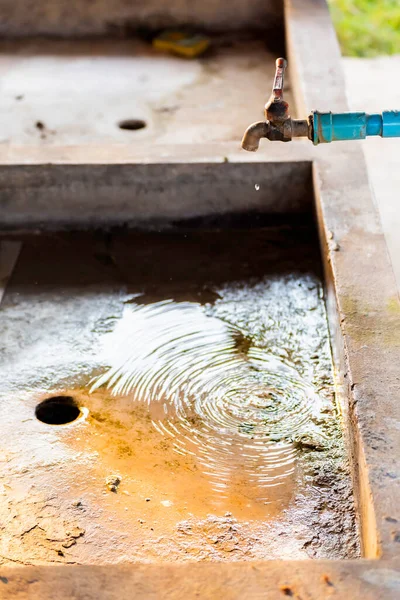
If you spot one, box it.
[152,31,210,58]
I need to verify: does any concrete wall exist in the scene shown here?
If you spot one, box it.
[0,0,283,37]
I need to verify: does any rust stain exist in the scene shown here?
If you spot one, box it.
[339,294,400,347]
[387,296,400,315]
[0,228,359,564]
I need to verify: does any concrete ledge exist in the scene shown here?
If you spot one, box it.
[0,560,399,599]
[0,161,312,230]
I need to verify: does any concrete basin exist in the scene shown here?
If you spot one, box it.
[0,0,399,597]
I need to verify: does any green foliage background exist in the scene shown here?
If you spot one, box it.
[329,0,400,57]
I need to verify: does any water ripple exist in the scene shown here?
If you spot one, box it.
[92,300,323,500]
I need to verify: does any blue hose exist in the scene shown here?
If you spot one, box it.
[312,110,400,145]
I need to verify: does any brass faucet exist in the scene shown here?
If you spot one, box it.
[242,58,400,148]
[241,58,310,151]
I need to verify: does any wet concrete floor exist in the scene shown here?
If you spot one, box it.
[0,224,360,564]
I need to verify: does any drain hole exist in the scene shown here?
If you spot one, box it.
[35,396,81,425]
[118,119,146,131]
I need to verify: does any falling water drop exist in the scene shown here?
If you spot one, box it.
[255,183,260,191]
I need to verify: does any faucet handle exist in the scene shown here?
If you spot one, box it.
[272,57,287,100]
[265,57,289,122]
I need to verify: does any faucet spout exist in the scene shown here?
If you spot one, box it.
[242,58,311,150]
[241,121,270,152]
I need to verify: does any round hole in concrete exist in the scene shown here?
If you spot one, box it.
[35,396,81,425]
[118,119,147,131]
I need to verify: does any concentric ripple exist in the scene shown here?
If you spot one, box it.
[92,300,324,501]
